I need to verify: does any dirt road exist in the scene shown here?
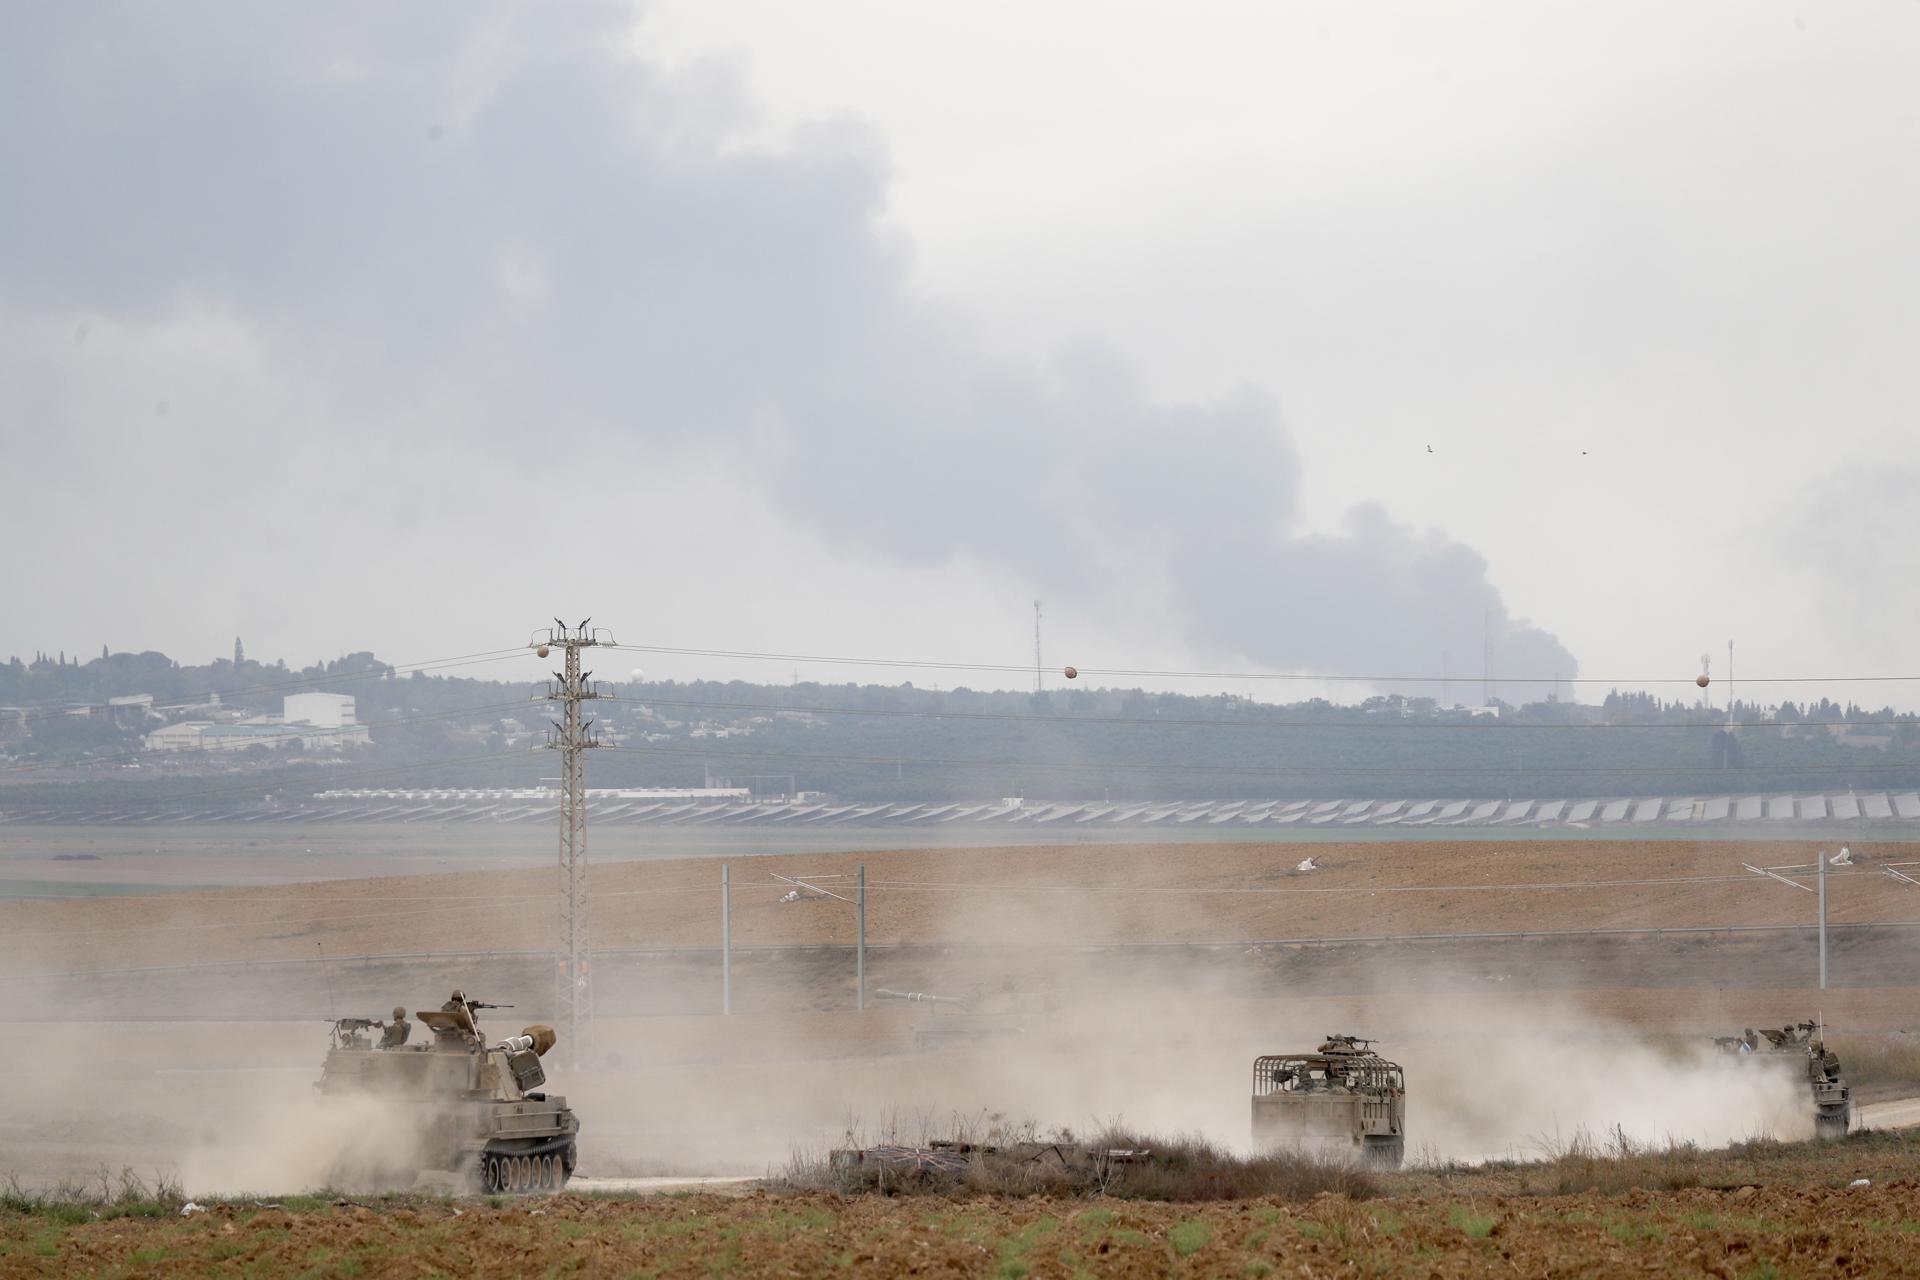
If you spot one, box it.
[1857,1095,1920,1131]
[569,1176,757,1194]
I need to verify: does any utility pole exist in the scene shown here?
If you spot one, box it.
[1742,855,1828,992]
[533,617,610,1069]
[1818,850,1828,991]
[1728,639,1735,730]
[857,863,867,1011]
[1481,608,1494,708]
[721,862,732,1016]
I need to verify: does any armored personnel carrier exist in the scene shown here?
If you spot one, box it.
[1713,1020,1851,1139]
[316,990,580,1191]
[1251,1035,1406,1166]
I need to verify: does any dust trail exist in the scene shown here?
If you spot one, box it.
[177,1083,432,1196]
[0,836,1884,1189]
[575,958,1819,1172]
[1398,1027,1811,1161]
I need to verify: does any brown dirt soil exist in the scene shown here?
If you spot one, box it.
[1,837,1908,975]
[6,1181,1920,1278]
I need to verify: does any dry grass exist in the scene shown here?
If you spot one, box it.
[1507,1125,1712,1196]
[1829,1034,1920,1093]
[0,1166,186,1224]
[778,1120,1380,1202]
[1083,1130,1383,1203]
[1400,1124,1920,1202]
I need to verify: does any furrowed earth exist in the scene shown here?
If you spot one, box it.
[3,829,1918,1275]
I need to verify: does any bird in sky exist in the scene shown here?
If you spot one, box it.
[1425,444,1433,453]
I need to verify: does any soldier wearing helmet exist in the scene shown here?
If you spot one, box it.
[442,989,477,1035]
[380,1005,411,1049]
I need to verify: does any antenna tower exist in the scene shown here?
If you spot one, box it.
[1033,600,1043,694]
[532,617,612,1070]
[1481,607,1495,707]
[1727,639,1735,729]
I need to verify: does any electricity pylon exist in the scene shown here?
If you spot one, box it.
[532,618,611,1068]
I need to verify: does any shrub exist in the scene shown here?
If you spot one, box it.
[0,1167,187,1221]
[778,1127,1379,1203]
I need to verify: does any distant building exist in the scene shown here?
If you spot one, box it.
[143,690,369,752]
[201,724,305,752]
[145,722,214,751]
[283,692,356,728]
[106,693,154,727]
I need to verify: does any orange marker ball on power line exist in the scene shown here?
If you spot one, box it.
[1696,673,1710,687]
[537,645,551,658]
[1063,666,1078,680]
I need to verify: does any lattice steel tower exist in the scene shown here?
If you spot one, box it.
[532,618,611,1069]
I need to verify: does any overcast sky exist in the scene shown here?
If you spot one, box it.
[4,2,1917,707]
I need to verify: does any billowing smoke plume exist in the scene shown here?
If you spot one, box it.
[0,4,1574,680]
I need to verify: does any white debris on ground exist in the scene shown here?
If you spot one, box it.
[180,1202,206,1216]
[1850,1178,1872,1188]
[1831,845,1854,866]
[1295,857,1319,873]
[779,889,801,903]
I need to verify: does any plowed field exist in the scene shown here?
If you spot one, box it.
[7,1177,1920,1278]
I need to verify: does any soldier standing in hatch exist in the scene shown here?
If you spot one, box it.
[380,1005,411,1049]
[442,989,478,1035]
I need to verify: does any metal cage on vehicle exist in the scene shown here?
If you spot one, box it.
[1253,1053,1405,1098]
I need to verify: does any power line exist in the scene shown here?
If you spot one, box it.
[14,641,1909,741]
[13,691,1902,784]
[12,916,1920,985]
[4,870,1885,940]
[606,642,1920,687]
[853,871,1889,895]
[0,882,748,940]
[5,884,773,908]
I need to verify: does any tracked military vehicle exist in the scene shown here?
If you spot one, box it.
[1252,1035,1406,1166]
[317,991,580,1191]
[1713,1020,1851,1139]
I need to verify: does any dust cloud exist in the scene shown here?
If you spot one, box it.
[572,913,1822,1174]
[178,1085,429,1197]
[1400,1027,1812,1161]
[0,843,1867,1191]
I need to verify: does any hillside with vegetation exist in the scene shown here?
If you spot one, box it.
[4,647,1920,807]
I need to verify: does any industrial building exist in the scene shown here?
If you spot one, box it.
[143,691,370,752]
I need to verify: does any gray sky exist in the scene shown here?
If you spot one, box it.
[4,2,1917,705]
